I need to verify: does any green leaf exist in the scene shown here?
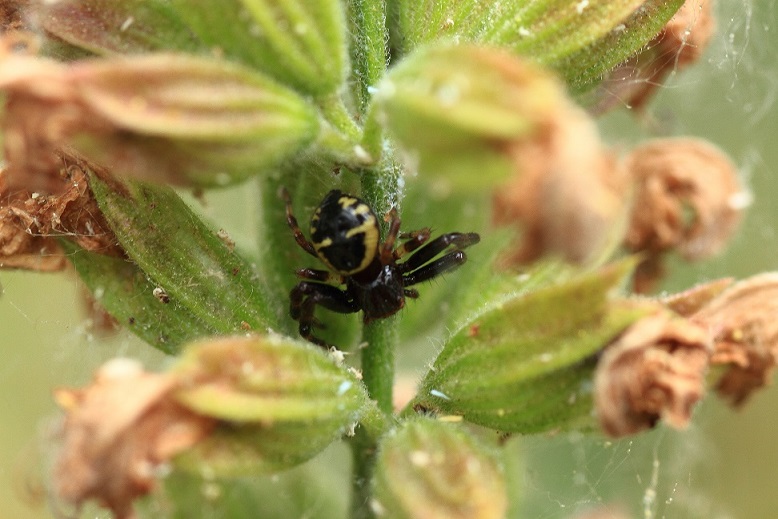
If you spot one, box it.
[171,0,348,96]
[372,419,507,519]
[37,0,201,56]
[62,241,218,354]
[411,260,644,433]
[88,171,280,336]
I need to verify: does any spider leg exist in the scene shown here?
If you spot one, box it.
[398,232,480,274]
[295,267,345,284]
[379,207,402,264]
[403,250,469,286]
[404,288,419,298]
[393,228,432,261]
[290,281,359,348]
[281,187,318,258]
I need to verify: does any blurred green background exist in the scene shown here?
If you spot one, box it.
[1,1,776,518]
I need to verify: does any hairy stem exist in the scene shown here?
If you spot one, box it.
[347,0,387,113]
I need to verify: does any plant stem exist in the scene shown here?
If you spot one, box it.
[347,0,387,113]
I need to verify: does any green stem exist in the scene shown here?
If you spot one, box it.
[348,0,387,113]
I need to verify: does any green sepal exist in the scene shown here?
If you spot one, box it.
[88,171,279,336]
[37,0,201,56]
[61,241,218,354]
[412,260,644,433]
[388,0,684,93]
[171,335,369,476]
[67,54,320,186]
[171,0,347,97]
[372,44,564,191]
[372,418,507,519]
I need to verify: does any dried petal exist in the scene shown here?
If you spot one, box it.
[693,273,778,406]
[0,154,122,270]
[660,277,734,317]
[593,0,716,113]
[623,138,745,292]
[624,138,744,258]
[595,311,711,437]
[54,358,215,519]
[493,105,629,265]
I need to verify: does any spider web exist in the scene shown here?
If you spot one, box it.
[1,1,776,518]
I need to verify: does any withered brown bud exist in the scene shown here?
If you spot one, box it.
[595,311,711,438]
[624,138,745,292]
[493,105,629,266]
[593,0,716,113]
[0,155,122,270]
[692,273,778,406]
[54,358,215,519]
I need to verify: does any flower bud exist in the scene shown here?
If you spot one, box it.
[372,419,506,519]
[412,261,641,433]
[0,52,320,186]
[373,44,567,189]
[171,335,369,475]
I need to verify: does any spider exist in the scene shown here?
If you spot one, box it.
[282,188,480,348]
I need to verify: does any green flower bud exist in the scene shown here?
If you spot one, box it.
[171,335,368,475]
[372,419,506,519]
[0,53,320,186]
[411,261,644,433]
[171,0,347,96]
[373,44,567,190]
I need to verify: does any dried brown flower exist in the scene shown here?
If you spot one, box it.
[593,0,716,113]
[54,358,215,519]
[493,105,628,266]
[0,154,122,270]
[595,311,711,438]
[692,273,778,406]
[624,138,745,292]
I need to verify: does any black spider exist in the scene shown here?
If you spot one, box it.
[282,188,480,348]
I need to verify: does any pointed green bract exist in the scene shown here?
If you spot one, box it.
[172,335,369,476]
[171,0,347,96]
[412,261,644,433]
[88,171,278,335]
[372,419,507,519]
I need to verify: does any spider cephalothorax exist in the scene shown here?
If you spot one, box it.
[283,188,480,348]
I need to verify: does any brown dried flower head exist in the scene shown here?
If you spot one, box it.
[594,0,716,113]
[0,155,122,270]
[493,104,629,266]
[595,311,711,438]
[54,358,215,519]
[624,137,744,292]
[692,273,778,406]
